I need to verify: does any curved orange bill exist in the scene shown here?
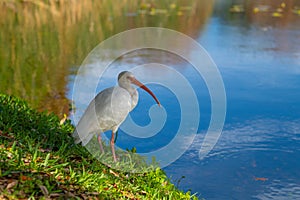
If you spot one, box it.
[130,77,161,106]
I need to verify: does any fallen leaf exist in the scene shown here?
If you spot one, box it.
[20,174,32,181]
[109,169,119,177]
[65,191,76,198]
[6,180,18,189]
[39,148,52,153]
[60,114,68,125]
[254,177,268,181]
[50,193,61,197]
[86,192,100,195]
[39,185,49,196]
[122,191,135,199]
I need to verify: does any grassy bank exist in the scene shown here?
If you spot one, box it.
[0,94,197,199]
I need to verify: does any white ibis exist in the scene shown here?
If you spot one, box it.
[73,71,160,162]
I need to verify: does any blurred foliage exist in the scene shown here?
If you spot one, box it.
[0,0,213,117]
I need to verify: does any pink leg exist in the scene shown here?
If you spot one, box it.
[97,134,104,153]
[110,131,117,162]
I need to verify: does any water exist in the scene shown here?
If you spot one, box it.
[2,0,300,199]
[69,5,300,200]
[162,11,300,200]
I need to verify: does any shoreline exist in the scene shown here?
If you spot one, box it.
[0,93,198,199]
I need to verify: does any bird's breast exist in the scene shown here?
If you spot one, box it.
[130,90,138,110]
[93,86,137,131]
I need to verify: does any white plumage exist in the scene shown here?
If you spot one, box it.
[73,71,160,161]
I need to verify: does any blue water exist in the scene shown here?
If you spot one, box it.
[162,14,300,200]
[69,6,300,200]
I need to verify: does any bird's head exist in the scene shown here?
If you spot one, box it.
[118,71,161,106]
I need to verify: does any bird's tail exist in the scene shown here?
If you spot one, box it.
[72,100,99,146]
[73,128,94,146]
[72,129,81,144]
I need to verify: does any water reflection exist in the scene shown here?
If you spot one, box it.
[0,0,213,117]
[69,1,300,198]
[215,0,300,28]
[255,181,300,199]
[162,1,300,199]
[2,0,300,199]
[165,118,300,199]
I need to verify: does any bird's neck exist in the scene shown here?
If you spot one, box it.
[120,85,138,109]
[125,86,136,97]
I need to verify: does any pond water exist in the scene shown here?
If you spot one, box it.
[163,15,300,199]
[2,0,300,199]
[69,2,300,200]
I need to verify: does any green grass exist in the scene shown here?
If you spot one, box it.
[0,93,198,199]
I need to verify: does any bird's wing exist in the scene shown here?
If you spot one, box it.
[73,87,132,145]
[72,96,99,145]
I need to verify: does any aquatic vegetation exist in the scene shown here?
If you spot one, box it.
[229,4,245,13]
[230,1,300,18]
[293,6,300,15]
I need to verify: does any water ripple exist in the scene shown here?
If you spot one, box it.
[188,118,300,161]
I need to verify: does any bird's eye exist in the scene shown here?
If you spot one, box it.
[127,76,134,81]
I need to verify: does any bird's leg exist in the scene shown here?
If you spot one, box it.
[97,133,104,154]
[110,131,117,162]
[114,130,118,143]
